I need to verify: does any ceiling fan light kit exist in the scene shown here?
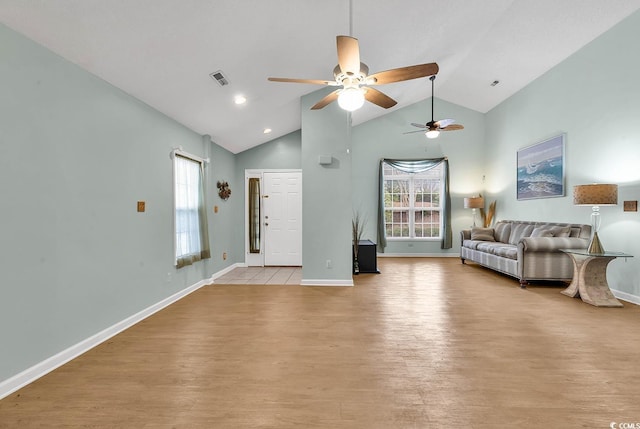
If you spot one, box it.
[268,35,439,112]
[404,74,465,139]
[426,130,440,139]
[338,87,365,111]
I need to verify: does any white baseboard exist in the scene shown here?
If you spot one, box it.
[0,265,234,400]
[377,253,459,258]
[611,289,640,306]
[301,279,354,286]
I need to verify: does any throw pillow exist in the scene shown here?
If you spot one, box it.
[531,227,553,238]
[530,226,572,238]
[471,227,496,242]
[508,224,535,245]
[549,226,571,237]
[494,222,512,243]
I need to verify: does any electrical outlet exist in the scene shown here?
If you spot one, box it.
[326,259,332,269]
[137,201,145,212]
[223,252,227,260]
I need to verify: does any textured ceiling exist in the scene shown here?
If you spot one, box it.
[2,0,640,153]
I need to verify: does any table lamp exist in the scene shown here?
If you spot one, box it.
[464,196,484,227]
[573,184,618,254]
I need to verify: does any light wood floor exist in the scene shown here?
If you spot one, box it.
[1,258,640,428]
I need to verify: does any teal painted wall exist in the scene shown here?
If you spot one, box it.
[0,24,236,382]
[352,97,486,254]
[484,11,640,296]
[301,88,352,282]
[233,130,302,263]
[235,130,302,171]
[203,135,240,272]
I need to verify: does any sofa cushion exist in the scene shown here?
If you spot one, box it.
[508,224,534,245]
[476,242,498,253]
[531,225,572,238]
[491,245,518,259]
[531,227,554,238]
[494,222,512,243]
[473,242,518,260]
[463,240,486,250]
[471,227,496,241]
[550,226,571,237]
[570,227,580,237]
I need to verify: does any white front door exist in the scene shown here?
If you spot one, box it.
[263,172,302,266]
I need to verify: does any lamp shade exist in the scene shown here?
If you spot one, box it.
[573,184,618,206]
[464,196,484,209]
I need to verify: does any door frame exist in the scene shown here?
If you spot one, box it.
[244,169,302,267]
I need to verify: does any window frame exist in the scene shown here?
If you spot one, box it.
[382,162,444,241]
[172,149,210,268]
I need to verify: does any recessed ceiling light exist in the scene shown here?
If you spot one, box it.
[234,95,247,105]
[263,128,272,134]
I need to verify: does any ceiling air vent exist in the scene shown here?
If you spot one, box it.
[210,70,229,87]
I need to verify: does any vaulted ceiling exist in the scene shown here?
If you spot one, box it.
[2,1,640,153]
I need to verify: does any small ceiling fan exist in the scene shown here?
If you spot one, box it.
[404,75,464,138]
[268,35,439,112]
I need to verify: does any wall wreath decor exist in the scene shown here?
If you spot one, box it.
[217,181,231,200]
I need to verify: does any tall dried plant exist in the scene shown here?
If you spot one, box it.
[352,211,367,261]
[478,195,497,228]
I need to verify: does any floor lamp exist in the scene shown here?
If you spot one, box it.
[573,184,618,254]
[464,196,484,227]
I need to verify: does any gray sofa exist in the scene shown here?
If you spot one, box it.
[460,220,591,287]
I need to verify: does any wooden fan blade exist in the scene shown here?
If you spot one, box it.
[310,89,340,110]
[364,87,397,109]
[435,119,455,128]
[337,35,360,75]
[441,124,464,131]
[368,63,439,85]
[403,130,427,135]
[268,77,334,85]
[410,122,428,129]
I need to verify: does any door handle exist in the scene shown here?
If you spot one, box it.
[265,223,269,226]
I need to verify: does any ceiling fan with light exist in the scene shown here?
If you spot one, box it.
[404,75,464,138]
[268,35,439,112]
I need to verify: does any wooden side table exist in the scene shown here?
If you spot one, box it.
[560,249,633,307]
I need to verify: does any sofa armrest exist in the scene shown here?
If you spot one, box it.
[460,229,471,244]
[518,237,589,252]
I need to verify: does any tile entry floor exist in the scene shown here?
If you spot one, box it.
[214,266,302,285]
